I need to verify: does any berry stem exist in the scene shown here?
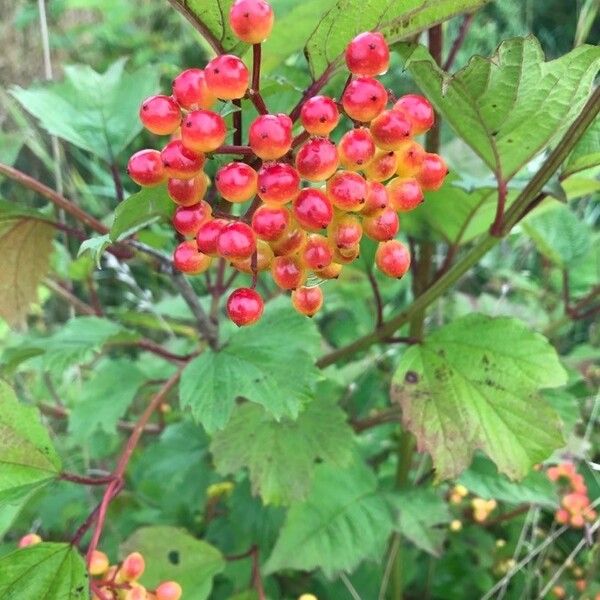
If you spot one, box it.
[443,13,475,71]
[490,175,508,236]
[109,162,124,203]
[232,99,243,146]
[212,144,254,155]
[166,0,225,54]
[288,62,338,123]
[291,130,310,149]
[60,472,115,486]
[252,44,261,92]
[366,266,384,328]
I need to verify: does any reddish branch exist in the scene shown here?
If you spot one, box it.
[562,271,600,320]
[60,473,115,486]
[490,177,508,237]
[443,13,475,71]
[366,267,384,328]
[226,545,266,600]
[212,144,253,156]
[289,62,338,122]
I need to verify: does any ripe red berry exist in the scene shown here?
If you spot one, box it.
[271,255,306,289]
[127,149,165,186]
[270,225,306,256]
[249,114,293,160]
[181,110,227,153]
[257,162,300,204]
[172,201,212,236]
[161,140,204,179]
[370,110,411,150]
[251,204,290,241]
[338,127,376,171]
[393,94,435,135]
[363,208,399,241]
[229,0,274,43]
[387,177,424,211]
[18,533,42,548]
[301,234,334,270]
[196,218,228,255]
[215,162,258,203]
[173,240,212,274]
[326,171,368,211]
[292,188,334,230]
[362,181,389,216]
[172,68,216,110]
[167,174,209,206]
[315,262,343,279]
[227,287,264,326]
[155,581,183,600]
[375,239,411,278]
[342,77,388,122]
[329,214,362,249]
[205,54,249,100]
[418,153,448,190]
[231,239,274,273]
[395,140,426,177]
[365,150,398,182]
[295,137,339,181]
[139,95,181,135]
[345,31,390,76]
[291,286,324,317]
[300,95,340,136]
[216,221,257,259]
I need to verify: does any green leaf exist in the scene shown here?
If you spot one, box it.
[180,299,321,432]
[77,234,111,268]
[306,0,491,80]
[121,526,224,600]
[0,131,23,167]
[210,398,355,505]
[399,37,600,179]
[11,59,159,162]
[110,185,174,242]
[0,543,88,599]
[264,461,393,578]
[391,314,566,480]
[0,380,61,505]
[564,115,600,176]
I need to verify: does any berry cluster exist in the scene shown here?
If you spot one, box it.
[547,462,597,528]
[127,0,447,326]
[448,484,497,523]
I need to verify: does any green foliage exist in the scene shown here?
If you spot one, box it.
[564,115,600,175]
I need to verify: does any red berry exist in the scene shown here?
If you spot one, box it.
[418,153,448,191]
[363,208,399,241]
[127,149,165,186]
[301,234,334,270]
[172,68,216,110]
[229,0,274,43]
[251,204,290,241]
[270,225,306,256]
[172,201,212,236]
[291,286,324,317]
[370,110,411,150]
[231,239,274,273]
[155,581,183,600]
[345,31,390,76]
[329,214,362,249]
[292,188,334,230]
[300,95,340,136]
[362,181,389,216]
[271,255,306,289]
[161,140,204,179]
[249,114,293,160]
[215,162,258,203]
[139,95,181,135]
[181,110,227,153]
[395,140,426,177]
[205,54,249,100]
[173,240,212,274]
[216,221,256,259]
[295,137,339,181]
[365,150,398,182]
[315,262,343,279]
[227,287,264,326]
[18,534,42,548]
[326,171,368,211]
[393,94,435,135]
[338,127,376,171]
[387,177,424,211]
[375,239,411,277]
[167,174,209,206]
[196,218,228,255]
[342,77,387,122]
[257,162,300,204]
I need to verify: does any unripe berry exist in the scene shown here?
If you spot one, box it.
[257,162,300,204]
[338,127,376,171]
[139,95,181,135]
[215,162,258,203]
[300,95,340,136]
[362,181,389,216]
[291,286,324,317]
[120,552,146,582]
[315,262,343,279]
[205,54,249,100]
[249,114,293,160]
[196,218,229,255]
[123,583,148,600]
[393,94,435,135]
[18,533,42,548]
[333,243,360,264]
[155,581,183,600]
[293,188,334,230]
[364,150,398,182]
[271,255,306,289]
[417,153,448,191]
[127,149,165,186]
[295,137,339,181]
[342,77,387,122]
[387,177,424,211]
[173,240,212,274]
[227,287,264,326]
[329,214,362,249]
[229,0,274,43]
[370,110,411,150]
[363,208,399,241]
[172,201,212,236]
[395,139,426,177]
[172,68,216,110]
[88,550,110,576]
[216,221,256,259]
[181,110,227,153]
[161,140,204,179]
[301,234,334,270]
[375,239,411,278]
[326,171,368,211]
[270,225,306,256]
[167,174,209,206]
[231,239,274,273]
[251,204,290,241]
[345,31,389,76]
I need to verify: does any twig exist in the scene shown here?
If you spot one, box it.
[483,504,530,527]
[43,277,97,316]
[352,407,402,432]
[490,176,508,237]
[289,62,338,123]
[60,472,115,486]
[233,100,242,147]
[212,144,253,156]
[165,0,225,54]
[443,13,474,71]
[366,267,384,328]
[110,163,124,203]
[252,44,261,93]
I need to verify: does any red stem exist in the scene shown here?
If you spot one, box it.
[212,144,253,156]
[443,13,475,71]
[490,177,508,236]
[252,44,261,93]
[60,473,115,486]
[289,63,338,123]
[366,267,384,328]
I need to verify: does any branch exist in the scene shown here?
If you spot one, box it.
[212,144,253,156]
[166,0,225,54]
[366,267,384,328]
[443,13,474,71]
[60,473,115,486]
[289,62,339,122]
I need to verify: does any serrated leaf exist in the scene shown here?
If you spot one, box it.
[264,461,393,578]
[391,314,566,480]
[77,234,111,268]
[0,381,61,505]
[564,115,600,176]
[121,526,224,600]
[180,299,321,432]
[399,37,600,180]
[211,398,355,505]
[0,542,88,599]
